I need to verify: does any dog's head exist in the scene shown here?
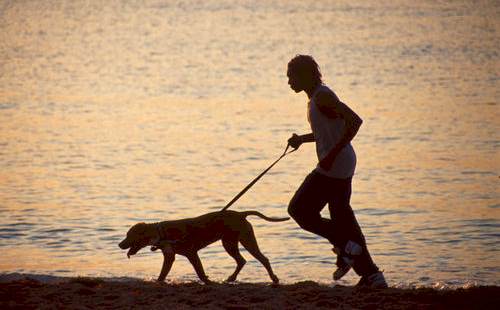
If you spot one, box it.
[118,222,156,258]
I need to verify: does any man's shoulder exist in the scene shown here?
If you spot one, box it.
[314,86,342,118]
[315,86,340,107]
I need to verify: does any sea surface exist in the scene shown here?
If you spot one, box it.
[0,0,499,288]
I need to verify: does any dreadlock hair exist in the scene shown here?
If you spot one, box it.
[287,55,323,86]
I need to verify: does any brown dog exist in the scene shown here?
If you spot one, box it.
[118,210,289,284]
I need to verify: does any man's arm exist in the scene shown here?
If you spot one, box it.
[288,133,314,149]
[299,133,315,143]
[315,91,363,170]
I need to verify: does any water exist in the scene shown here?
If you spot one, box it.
[0,0,499,287]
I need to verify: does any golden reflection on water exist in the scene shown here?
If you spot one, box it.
[1,96,497,285]
[0,0,499,286]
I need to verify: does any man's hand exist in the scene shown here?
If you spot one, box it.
[288,133,303,149]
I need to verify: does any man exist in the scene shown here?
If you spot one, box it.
[286,55,387,288]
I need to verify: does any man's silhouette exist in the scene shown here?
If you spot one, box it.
[286,55,387,288]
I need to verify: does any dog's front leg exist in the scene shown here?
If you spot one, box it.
[186,252,212,284]
[157,248,175,282]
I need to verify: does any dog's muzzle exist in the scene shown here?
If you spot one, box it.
[118,239,130,250]
[126,246,141,258]
[119,239,141,258]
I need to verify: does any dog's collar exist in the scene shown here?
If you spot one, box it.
[156,223,167,240]
[151,223,178,252]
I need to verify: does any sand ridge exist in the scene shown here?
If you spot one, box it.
[1,276,499,309]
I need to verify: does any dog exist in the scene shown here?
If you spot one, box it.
[118,210,289,284]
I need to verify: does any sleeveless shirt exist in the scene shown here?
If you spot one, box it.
[308,85,356,179]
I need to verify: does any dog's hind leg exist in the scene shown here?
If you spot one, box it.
[222,237,246,282]
[239,222,279,284]
[186,252,212,284]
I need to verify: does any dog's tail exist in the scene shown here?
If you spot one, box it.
[241,211,290,222]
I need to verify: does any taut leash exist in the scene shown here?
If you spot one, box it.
[221,144,296,212]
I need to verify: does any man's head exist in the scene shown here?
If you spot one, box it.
[287,55,322,93]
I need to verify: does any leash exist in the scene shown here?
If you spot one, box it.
[221,144,297,212]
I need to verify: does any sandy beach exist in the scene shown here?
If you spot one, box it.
[1,275,498,309]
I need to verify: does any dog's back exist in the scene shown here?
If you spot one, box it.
[155,210,288,251]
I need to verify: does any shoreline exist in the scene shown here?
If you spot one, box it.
[1,274,498,309]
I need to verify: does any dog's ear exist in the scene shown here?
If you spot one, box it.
[130,222,148,235]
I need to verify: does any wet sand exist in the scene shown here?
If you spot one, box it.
[1,276,498,309]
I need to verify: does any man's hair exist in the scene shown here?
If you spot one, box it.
[287,55,322,85]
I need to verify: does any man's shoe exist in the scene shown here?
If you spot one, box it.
[332,247,353,281]
[333,257,353,280]
[345,240,362,256]
[356,271,388,289]
[333,241,362,256]
[331,241,361,281]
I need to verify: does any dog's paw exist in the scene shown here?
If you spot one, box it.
[224,276,237,283]
[156,276,166,283]
[202,278,215,285]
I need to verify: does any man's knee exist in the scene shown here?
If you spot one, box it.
[288,203,312,229]
[287,200,303,221]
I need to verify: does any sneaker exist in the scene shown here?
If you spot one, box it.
[332,247,353,281]
[331,241,362,281]
[333,257,353,280]
[345,240,363,256]
[356,271,388,289]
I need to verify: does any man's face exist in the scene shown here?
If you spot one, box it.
[287,69,303,93]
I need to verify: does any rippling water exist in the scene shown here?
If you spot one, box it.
[0,0,499,287]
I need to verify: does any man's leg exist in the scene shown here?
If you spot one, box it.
[328,177,379,277]
[288,171,336,244]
